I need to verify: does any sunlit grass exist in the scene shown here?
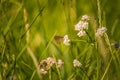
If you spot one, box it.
[0,0,120,80]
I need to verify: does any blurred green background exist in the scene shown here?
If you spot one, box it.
[0,0,120,80]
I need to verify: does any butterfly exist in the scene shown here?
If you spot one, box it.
[54,36,63,44]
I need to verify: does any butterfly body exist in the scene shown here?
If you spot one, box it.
[54,36,63,44]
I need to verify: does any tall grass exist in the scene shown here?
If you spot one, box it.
[0,0,120,80]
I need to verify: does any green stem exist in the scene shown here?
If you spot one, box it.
[39,31,57,60]
[97,0,102,27]
[49,69,51,80]
[104,34,117,65]
[30,70,36,80]
[71,39,87,43]
[52,54,62,80]
[85,31,93,43]
[95,42,101,80]
[80,67,89,79]
[101,58,112,80]
[21,6,45,39]
[67,72,75,80]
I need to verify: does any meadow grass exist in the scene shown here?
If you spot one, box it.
[0,0,120,80]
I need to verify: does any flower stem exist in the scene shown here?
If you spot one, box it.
[49,69,51,80]
[97,0,102,27]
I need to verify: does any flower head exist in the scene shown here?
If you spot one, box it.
[75,23,83,31]
[39,57,55,74]
[95,27,107,37]
[73,59,82,67]
[39,59,48,74]
[81,15,90,21]
[46,57,55,67]
[39,68,47,74]
[81,21,88,30]
[74,15,90,38]
[63,35,70,46]
[39,59,48,69]
[75,21,88,31]
[77,30,86,37]
[57,59,64,68]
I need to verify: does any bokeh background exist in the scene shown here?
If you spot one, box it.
[0,0,120,80]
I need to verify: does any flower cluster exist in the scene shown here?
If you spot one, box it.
[39,57,54,74]
[75,15,90,37]
[95,27,107,37]
[39,57,64,74]
[63,35,70,46]
[73,59,82,68]
[62,15,90,46]
[62,15,107,47]
[39,57,83,74]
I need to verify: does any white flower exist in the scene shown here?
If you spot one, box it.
[39,57,55,71]
[95,27,107,37]
[81,21,88,30]
[39,59,48,69]
[46,57,55,67]
[81,15,90,21]
[39,68,47,74]
[63,35,70,46]
[75,21,84,31]
[73,59,82,67]
[75,21,88,31]
[57,59,64,68]
[77,30,86,37]
[75,23,82,31]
